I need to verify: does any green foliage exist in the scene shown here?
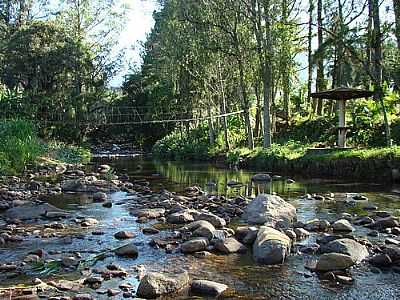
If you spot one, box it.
[0,119,44,174]
[46,142,91,164]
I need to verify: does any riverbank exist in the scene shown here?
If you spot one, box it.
[153,142,400,183]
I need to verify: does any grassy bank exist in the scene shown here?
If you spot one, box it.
[152,119,400,182]
[0,119,91,175]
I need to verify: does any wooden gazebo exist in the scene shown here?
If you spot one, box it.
[311,87,374,148]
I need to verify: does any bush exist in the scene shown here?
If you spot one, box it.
[46,142,91,164]
[0,119,44,173]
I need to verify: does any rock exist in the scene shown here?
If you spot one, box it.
[315,253,355,271]
[369,254,392,267]
[190,280,228,297]
[62,256,79,267]
[167,210,194,224]
[62,179,87,192]
[195,212,226,228]
[83,276,103,287]
[214,237,246,254]
[251,174,271,182]
[114,243,139,258]
[73,294,93,300]
[304,219,330,231]
[80,218,98,227]
[375,211,392,218]
[336,275,354,284]
[93,192,107,202]
[242,194,296,228]
[385,238,400,246]
[193,251,212,259]
[102,202,112,208]
[353,216,374,225]
[98,164,111,173]
[382,245,400,261]
[136,271,190,299]
[253,226,291,265]
[321,238,369,263]
[186,220,216,240]
[4,203,70,220]
[294,228,310,239]
[372,217,399,229]
[143,227,160,235]
[107,289,120,296]
[242,227,259,245]
[285,229,297,240]
[332,219,354,232]
[181,238,209,253]
[299,243,320,254]
[134,208,166,219]
[114,231,135,239]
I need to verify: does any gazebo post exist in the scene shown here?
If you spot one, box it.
[338,99,346,148]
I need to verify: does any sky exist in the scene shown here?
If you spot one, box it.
[110,0,159,87]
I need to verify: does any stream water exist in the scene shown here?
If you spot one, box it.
[1,155,400,299]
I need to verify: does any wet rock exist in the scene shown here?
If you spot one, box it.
[93,192,107,202]
[285,229,297,240]
[190,280,228,297]
[315,253,355,271]
[321,238,369,263]
[385,238,400,246]
[375,211,392,218]
[193,251,212,259]
[80,218,99,227]
[363,203,378,211]
[304,219,330,232]
[62,256,80,267]
[242,227,259,245]
[24,254,40,263]
[253,226,291,265]
[369,254,392,267]
[242,194,297,228]
[195,212,226,228]
[136,271,190,299]
[353,216,374,226]
[102,201,112,208]
[214,237,246,254]
[383,246,400,261]
[251,174,271,182]
[72,294,93,300]
[167,210,195,224]
[368,230,379,237]
[185,220,216,240]
[336,275,354,284]
[332,219,354,232]
[294,228,310,239]
[181,238,209,253]
[4,203,70,220]
[372,216,399,229]
[107,289,120,296]
[114,231,135,239]
[114,243,139,258]
[83,276,103,288]
[133,208,166,219]
[392,227,400,235]
[299,243,320,254]
[143,227,160,235]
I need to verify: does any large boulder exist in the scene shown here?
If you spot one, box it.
[195,212,226,228]
[190,280,228,297]
[251,174,271,182]
[4,203,70,220]
[133,208,166,219]
[242,194,296,228]
[315,253,355,271]
[332,219,354,232]
[136,271,190,299]
[181,238,209,253]
[183,220,216,240]
[167,210,195,224]
[214,237,246,254]
[321,238,369,263]
[253,226,291,265]
[114,243,139,258]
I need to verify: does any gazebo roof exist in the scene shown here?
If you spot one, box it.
[311,87,374,100]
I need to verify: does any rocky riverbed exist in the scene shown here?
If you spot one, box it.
[1,157,400,299]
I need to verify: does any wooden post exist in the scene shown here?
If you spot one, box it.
[338,99,346,147]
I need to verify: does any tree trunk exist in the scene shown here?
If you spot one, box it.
[308,0,314,114]
[281,0,290,122]
[254,81,262,138]
[316,0,324,115]
[218,59,230,150]
[370,0,392,147]
[394,0,400,50]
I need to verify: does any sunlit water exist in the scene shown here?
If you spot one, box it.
[1,155,400,299]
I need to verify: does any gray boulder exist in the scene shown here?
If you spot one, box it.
[251,174,271,182]
[214,237,246,254]
[184,220,216,240]
[332,219,354,232]
[181,238,209,253]
[195,212,226,228]
[321,238,369,263]
[315,253,355,271]
[253,226,291,265]
[114,243,139,258]
[190,280,228,297]
[167,210,195,224]
[242,194,296,227]
[136,271,190,299]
